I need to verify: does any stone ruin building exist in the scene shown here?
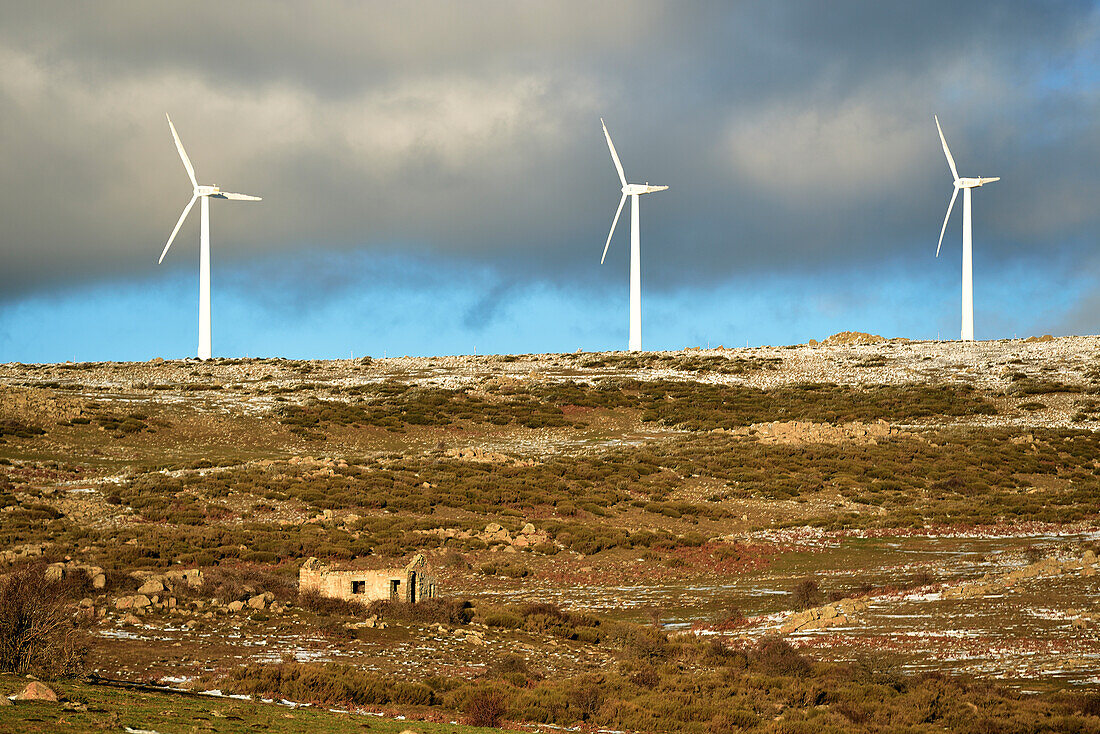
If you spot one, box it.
[299,553,437,605]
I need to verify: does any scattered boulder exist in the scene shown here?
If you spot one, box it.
[248,592,274,610]
[480,523,512,544]
[14,681,58,702]
[114,594,152,610]
[227,600,246,613]
[165,568,204,589]
[137,579,165,595]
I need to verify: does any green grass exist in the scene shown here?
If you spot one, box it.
[0,674,513,734]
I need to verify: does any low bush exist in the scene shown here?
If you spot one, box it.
[790,578,823,610]
[367,598,473,625]
[462,685,511,727]
[297,589,364,617]
[0,564,88,677]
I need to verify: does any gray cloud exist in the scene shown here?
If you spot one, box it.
[1,1,1099,301]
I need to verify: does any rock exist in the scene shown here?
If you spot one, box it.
[138,579,164,595]
[520,523,536,535]
[1083,549,1097,566]
[91,573,106,589]
[227,600,246,613]
[44,564,65,582]
[121,613,142,625]
[14,681,58,702]
[247,594,268,610]
[165,568,204,588]
[114,594,152,610]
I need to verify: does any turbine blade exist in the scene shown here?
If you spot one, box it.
[601,193,628,264]
[159,194,198,264]
[934,115,959,182]
[936,186,959,258]
[601,118,627,188]
[166,113,198,190]
[217,192,262,201]
[979,177,1000,185]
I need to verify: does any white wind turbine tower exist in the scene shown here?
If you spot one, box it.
[600,118,668,352]
[934,115,999,342]
[158,114,261,360]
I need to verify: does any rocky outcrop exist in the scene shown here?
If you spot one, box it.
[780,598,869,634]
[477,521,550,549]
[0,543,49,564]
[44,561,106,589]
[445,446,534,467]
[820,331,887,346]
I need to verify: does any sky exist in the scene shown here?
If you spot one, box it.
[2,1,1100,362]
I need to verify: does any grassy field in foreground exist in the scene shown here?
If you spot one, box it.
[0,674,510,734]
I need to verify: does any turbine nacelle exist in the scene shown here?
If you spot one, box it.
[954,176,1000,189]
[197,185,220,196]
[623,183,669,195]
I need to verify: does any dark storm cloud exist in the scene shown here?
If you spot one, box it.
[1,1,1098,300]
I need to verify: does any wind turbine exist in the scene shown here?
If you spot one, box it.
[159,114,261,360]
[934,115,999,342]
[600,118,668,352]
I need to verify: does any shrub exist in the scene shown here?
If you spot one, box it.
[392,681,434,706]
[751,637,812,678]
[0,564,87,677]
[367,598,473,625]
[495,653,531,676]
[630,665,660,689]
[202,565,295,603]
[715,603,746,630]
[790,578,823,610]
[463,686,511,727]
[297,589,363,616]
[485,612,523,629]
